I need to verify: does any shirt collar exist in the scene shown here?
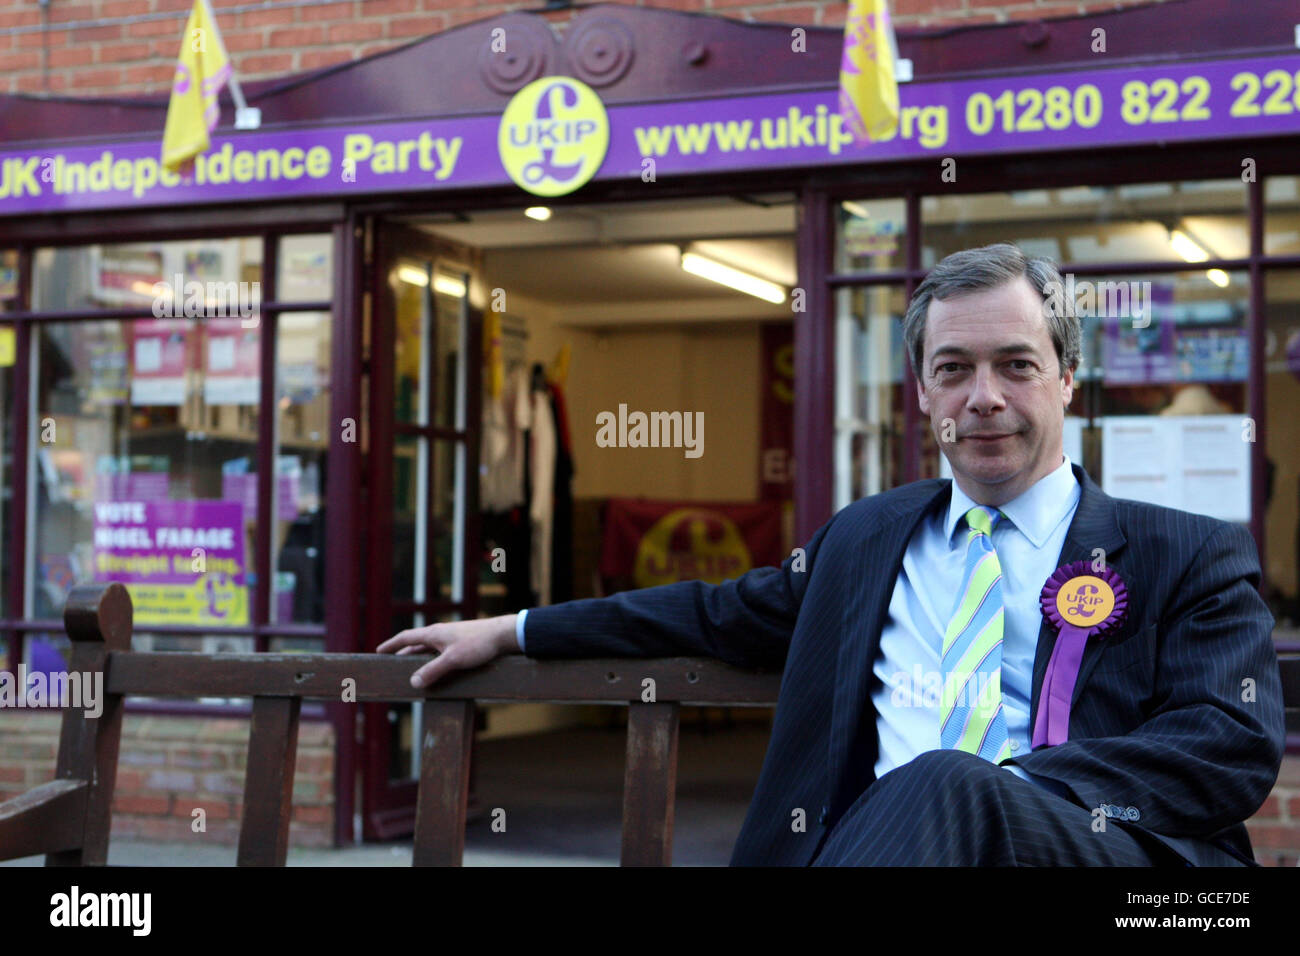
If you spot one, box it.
[944,455,1080,549]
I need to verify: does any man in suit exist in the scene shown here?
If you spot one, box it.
[380,242,1285,866]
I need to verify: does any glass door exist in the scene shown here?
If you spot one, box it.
[362,222,481,839]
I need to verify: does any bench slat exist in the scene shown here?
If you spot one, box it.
[237,696,302,866]
[621,702,680,866]
[412,700,475,866]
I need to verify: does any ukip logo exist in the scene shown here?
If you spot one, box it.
[498,77,609,197]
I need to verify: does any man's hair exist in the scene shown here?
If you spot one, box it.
[902,242,1081,380]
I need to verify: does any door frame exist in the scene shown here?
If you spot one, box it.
[360,219,482,839]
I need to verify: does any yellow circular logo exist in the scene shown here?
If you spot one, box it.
[1055,575,1116,625]
[498,77,609,197]
[633,509,751,589]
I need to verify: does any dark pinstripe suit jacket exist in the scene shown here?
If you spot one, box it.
[523,464,1286,866]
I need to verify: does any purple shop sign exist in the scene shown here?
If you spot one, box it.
[91,499,245,585]
[2,52,1299,216]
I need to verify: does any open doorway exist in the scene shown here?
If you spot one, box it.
[362,194,798,849]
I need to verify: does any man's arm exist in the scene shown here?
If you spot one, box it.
[381,511,841,686]
[519,514,837,669]
[1005,521,1286,838]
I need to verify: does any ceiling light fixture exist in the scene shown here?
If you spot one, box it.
[396,265,466,297]
[524,206,552,221]
[680,250,785,304]
[1168,226,1231,288]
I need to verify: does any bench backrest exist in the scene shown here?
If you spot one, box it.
[0,583,782,866]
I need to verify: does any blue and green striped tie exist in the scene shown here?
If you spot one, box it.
[939,505,1011,764]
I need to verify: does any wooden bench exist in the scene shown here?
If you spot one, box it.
[3,584,1299,867]
[0,583,782,866]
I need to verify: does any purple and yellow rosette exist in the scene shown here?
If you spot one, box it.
[1032,561,1128,749]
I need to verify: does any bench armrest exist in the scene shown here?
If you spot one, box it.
[0,779,89,861]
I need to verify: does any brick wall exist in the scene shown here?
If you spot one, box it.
[0,0,1172,97]
[0,711,335,849]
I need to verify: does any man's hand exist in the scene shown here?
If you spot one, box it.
[377,614,521,689]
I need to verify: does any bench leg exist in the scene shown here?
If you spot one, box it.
[413,700,475,866]
[621,701,680,866]
[237,696,301,866]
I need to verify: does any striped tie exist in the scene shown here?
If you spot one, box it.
[939,505,1011,764]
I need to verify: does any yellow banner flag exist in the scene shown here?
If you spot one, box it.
[839,0,900,143]
[161,0,232,173]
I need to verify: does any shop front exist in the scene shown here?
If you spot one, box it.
[2,0,1299,847]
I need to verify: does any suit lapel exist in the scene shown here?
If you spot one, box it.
[827,479,951,823]
[1027,464,1128,737]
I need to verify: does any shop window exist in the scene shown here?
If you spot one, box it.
[393,434,461,606]
[921,181,1247,267]
[274,311,330,626]
[833,285,907,510]
[1264,177,1300,256]
[1070,270,1251,524]
[1263,268,1300,628]
[393,263,467,431]
[277,234,332,302]
[32,239,262,312]
[835,198,907,274]
[30,318,262,632]
[0,343,10,622]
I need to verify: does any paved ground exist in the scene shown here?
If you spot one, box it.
[3,717,770,867]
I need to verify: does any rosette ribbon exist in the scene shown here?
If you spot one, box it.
[1031,561,1128,748]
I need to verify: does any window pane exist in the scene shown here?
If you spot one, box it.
[1075,271,1250,523]
[32,239,262,312]
[392,435,461,605]
[833,286,907,510]
[32,318,262,624]
[835,198,906,274]
[0,344,10,620]
[1265,177,1300,257]
[276,234,332,302]
[1264,269,1300,626]
[922,181,1247,267]
[0,249,18,311]
[274,312,330,625]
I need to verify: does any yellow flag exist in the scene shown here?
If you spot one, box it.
[483,309,504,399]
[839,0,899,143]
[161,0,232,173]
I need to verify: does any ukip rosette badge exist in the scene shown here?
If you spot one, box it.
[1031,561,1128,749]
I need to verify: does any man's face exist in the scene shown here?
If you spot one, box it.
[916,276,1073,506]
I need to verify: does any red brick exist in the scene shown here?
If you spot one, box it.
[1251,795,1282,820]
[1007,5,1087,21]
[1244,824,1300,850]
[103,0,154,16]
[132,18,186,38]
[241,7,296,29]
[217,29,266,54]
[98,42,155,64]
[300,49,356,70]
[47,47,90,69]
[0,10,43,28]
[366,0,418,14]
[156,0,198,11]
[113,794,172,815]
[0,767,23,783]
[328,21,384,43]
[358,42,397,58]
[241,53,295,74]
[268,26,326,47]
[12,72,66,93]
[174,800,232,820]
[388,14,446,38]
[73,24,125,43]
[746,5,822,25]
[291,805,333,824]
[0,51,41,72]
[1285,795,1300,820]
[123,63,177,88]
[300,1,357,21]
[48,5,90,25]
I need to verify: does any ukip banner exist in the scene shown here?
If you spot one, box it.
[600,499,784,590]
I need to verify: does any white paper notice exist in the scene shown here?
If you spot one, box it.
[1101,415,1250,522]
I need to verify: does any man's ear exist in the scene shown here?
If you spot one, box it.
[916,370,930,415]
[1060,364,1075,409]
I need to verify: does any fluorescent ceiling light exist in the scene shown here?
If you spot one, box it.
[1205,268,1230,288]
[841,201,872,219]
[680,251,785,304]
[397,265,466,297]
[1169,228,1209,263]
[524,206,552,221]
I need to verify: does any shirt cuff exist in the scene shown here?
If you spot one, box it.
[516,609,528,653]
